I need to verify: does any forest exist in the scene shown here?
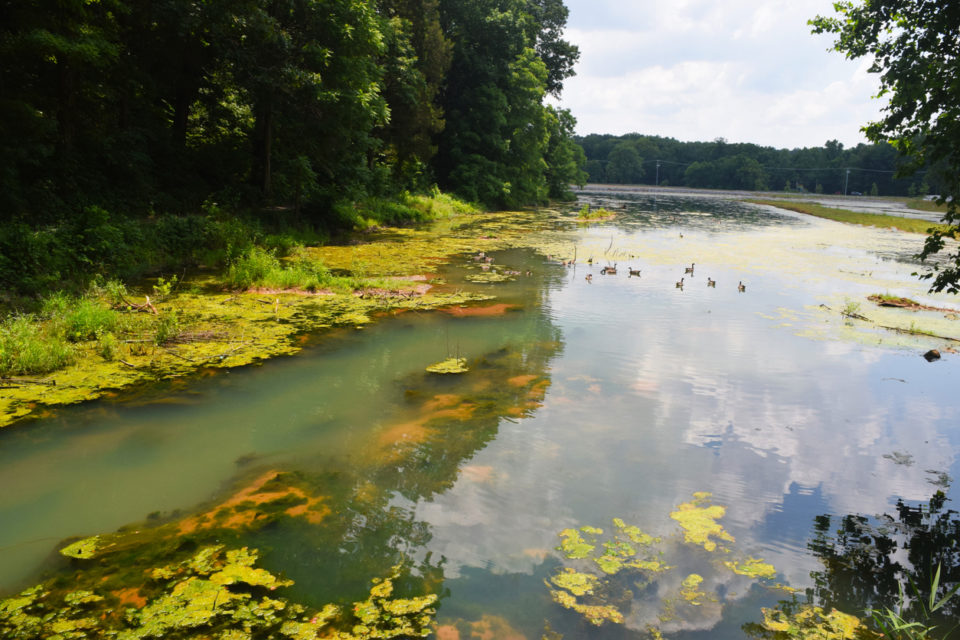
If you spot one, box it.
[577,133,945,197]
[0,0,586,295]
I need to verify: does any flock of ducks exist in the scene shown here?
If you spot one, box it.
[477,250,748,293]
[581,259,746,293]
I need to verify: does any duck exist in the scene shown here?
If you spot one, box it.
[707,278,716,287]
[585,274,593,283]
[737,281,746,292]
[684,263,695,274]
[676,277,684,289]
[628,267,641,277]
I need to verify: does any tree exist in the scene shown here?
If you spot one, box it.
[811,1,960,293]
[605,141,643,184]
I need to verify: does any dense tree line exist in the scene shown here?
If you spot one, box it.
[577,133,945,197]
[0,0,585,226]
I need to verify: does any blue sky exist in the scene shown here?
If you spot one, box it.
[554,0,885,149]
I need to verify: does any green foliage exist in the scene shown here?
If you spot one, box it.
[41,292,119,343]
[0,315,75,376]
[810,0,960,293]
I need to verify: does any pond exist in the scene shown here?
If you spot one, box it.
[1,192,958,638]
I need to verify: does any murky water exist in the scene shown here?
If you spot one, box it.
[2,193,958,638]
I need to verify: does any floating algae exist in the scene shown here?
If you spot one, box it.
[0,207,576,430]
[669,492,735,552]
[426,357,469,374]
[59,535,109,560]
[0,547,437,640]
[747,604,872,640]
[547,494,786,633]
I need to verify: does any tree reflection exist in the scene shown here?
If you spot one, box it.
[807,490,959,625]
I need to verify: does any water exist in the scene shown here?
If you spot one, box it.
[2,193,958,637]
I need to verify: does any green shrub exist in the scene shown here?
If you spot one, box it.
[0,315,75,376]
[97,331,119,361]
[42,292,119,342]
[154,312,181,345]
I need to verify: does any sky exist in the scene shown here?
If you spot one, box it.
[554,0,886,149]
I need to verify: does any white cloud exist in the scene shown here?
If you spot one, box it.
[556,0,885,147]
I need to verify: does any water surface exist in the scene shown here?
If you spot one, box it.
[1,193,958,637]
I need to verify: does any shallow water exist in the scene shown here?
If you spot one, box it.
[2,193,958,637]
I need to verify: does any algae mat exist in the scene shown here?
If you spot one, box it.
[0,210,576,430]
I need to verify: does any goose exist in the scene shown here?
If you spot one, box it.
[684,263,695,274]
[707,278,716,287]
[676,277,684,289]
[628,267,641,277]
[737,281,746,292]
[601,263,617,275]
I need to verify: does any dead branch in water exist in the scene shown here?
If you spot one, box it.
[0,377,56,386]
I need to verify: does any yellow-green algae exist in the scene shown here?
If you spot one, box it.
[669,492,736,552]
[679,574,706,605]
[0,208,578,429]
[548,494,790,633]
[425,357,469,374]
[724,557,777,579]
[60,535,110,560]
[0,546,436,640]
[750,604,875,639]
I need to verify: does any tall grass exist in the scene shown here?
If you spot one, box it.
[41,292,119,342]
[0,315,75,376]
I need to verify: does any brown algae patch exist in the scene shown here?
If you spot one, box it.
[178,470,330,534]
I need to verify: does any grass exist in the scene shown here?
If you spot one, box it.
[41,292,120,342]
[0,315,76,376]
[747,199,953,235]
[224,246,380,293]
[904,198,950,214]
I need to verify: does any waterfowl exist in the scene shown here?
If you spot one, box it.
[684,263,695,274]
[676,277,684,288]
[707,278,716,287]
[628,267,641,277]
[737,281,746,292]
[601,263,617,275]
[585,274,593,282]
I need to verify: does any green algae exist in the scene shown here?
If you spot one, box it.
[669,492,735,553]
[749,604,875,639]
[679,574,706,605]
[724,557,777,579]
[558,527,597,559]
[60,535,109,560]
[550,568,600,596]
[1,207,575,430]
[548,495,784,632]
[425,357,469,374]
[0,546,437,640]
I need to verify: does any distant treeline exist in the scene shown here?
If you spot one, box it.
[0,0,586,293]
[576,134,943,196]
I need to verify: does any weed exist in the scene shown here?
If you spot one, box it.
[0,315,75,376]
[42,292,118,342]
[154,312,181,345]
[97,330,119,361]
[152,275,178,300]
